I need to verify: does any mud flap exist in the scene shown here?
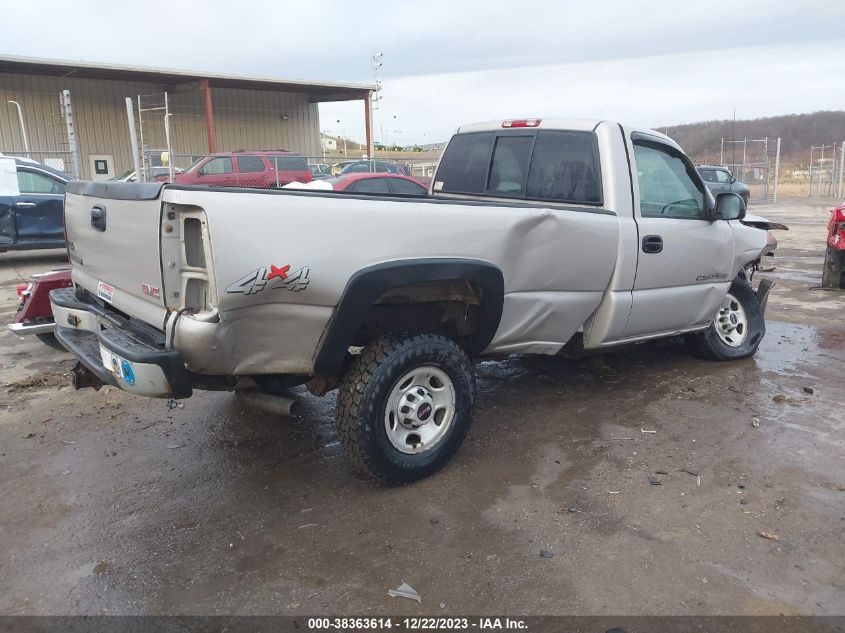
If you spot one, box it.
[755,278,775,315]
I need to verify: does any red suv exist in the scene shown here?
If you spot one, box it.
[174,150,311,188]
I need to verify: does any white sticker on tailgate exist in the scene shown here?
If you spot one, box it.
[97,281,114,302]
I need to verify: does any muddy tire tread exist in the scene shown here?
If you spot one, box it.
[335,332,474,485]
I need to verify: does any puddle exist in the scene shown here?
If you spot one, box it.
[753,321,821,377]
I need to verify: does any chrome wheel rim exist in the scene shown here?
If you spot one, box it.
[714,293,748,347]
[384,366,456,454]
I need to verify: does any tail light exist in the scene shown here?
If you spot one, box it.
[16,283,30,300]
[502,119,541,128]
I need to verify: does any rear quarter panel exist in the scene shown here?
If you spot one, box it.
[164,186,620,374]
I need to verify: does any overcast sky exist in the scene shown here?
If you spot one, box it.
[3,0,844,144]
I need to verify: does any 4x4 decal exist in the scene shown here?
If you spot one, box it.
[225,264,310,295]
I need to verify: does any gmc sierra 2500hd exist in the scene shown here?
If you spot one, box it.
[52,118,773,484]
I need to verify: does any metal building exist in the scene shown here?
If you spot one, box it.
[0,55,375,179]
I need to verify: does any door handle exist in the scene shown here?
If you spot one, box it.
[642,235,663,253]
[91,204,107,232]
[15,201,36,208]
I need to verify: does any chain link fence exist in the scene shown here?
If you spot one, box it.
[136,148,441,190]
[719,138,781,204]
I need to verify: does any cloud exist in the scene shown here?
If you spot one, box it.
[2,0,843,145]
[322,41,845,144]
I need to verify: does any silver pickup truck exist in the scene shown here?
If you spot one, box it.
[52,118,773,483]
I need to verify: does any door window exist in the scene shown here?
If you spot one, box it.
[17,170,65,194]
[236,156,265,172]
[715,169,732,184]
[698,169,718,183]
[633,140,706,219]
[200,157,233,175]
[387,178,427,195]
[349,178,391,194]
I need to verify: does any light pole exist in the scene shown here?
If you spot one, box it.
[8,101,29,155]
[336,120,347,156]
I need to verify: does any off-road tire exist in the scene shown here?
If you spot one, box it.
[36,332,66,351]
[686,277,765,361]
[335,333,475,485]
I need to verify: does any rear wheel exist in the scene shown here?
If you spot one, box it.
[335,333,475,485]
[686,278,765,361]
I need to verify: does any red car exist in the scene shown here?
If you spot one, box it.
[325,173,428,195]
[174,150,311,188]
[8,268,72,349]
[823,202,845,288]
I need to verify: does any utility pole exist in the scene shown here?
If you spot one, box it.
[7,100,29,155]
[370,53,383,162]
[61,90,82,179]
[125,98,142,180]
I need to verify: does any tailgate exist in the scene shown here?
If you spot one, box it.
[65,181,168,330]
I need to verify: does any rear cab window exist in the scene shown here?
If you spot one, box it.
[434,129,602,206]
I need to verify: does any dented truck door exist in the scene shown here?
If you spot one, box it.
[622,131,733,339]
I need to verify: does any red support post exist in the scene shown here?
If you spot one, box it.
[203,80,217,154]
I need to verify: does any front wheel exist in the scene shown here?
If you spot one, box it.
[335,333,475,485]
[686,278,765,361]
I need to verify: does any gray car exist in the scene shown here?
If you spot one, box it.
[697,165,751,205]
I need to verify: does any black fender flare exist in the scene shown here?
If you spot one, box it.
[313,258,504,374]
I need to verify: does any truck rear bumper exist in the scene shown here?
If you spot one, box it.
[50,287,192,399]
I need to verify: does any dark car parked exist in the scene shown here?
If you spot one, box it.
[339,160,411,177]
[696,165,751,205]
[0,157,69,252]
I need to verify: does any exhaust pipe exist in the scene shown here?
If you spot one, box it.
[236,389,302,418]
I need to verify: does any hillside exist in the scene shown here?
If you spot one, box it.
[660,111,845,166]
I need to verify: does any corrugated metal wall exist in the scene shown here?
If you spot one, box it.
[0,73,321,178]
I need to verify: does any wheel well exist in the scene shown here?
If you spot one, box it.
[313,259,504,375]
[351,280,485,347]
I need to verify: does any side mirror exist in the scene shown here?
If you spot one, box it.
[713,191,746,221]
[730,175,737,184]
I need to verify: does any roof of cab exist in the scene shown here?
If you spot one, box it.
[454,119,679,148]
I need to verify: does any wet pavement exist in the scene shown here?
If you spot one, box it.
[0,197,843,615]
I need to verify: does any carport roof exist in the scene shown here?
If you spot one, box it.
[0,54,376,103]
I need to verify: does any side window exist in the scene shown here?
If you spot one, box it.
[715,169,732,184]
[633,140,706,219]
[699,169,718,183]
[349,178,391,194]
[200,157,233,175]
[526,131,601,204]
[236,156,265,173]
[343,162,368,173]
[487,135,533,195]
[388,178,427,195]
[17,170,65,194]
[272,156,308,171]
[435,132,494,194]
